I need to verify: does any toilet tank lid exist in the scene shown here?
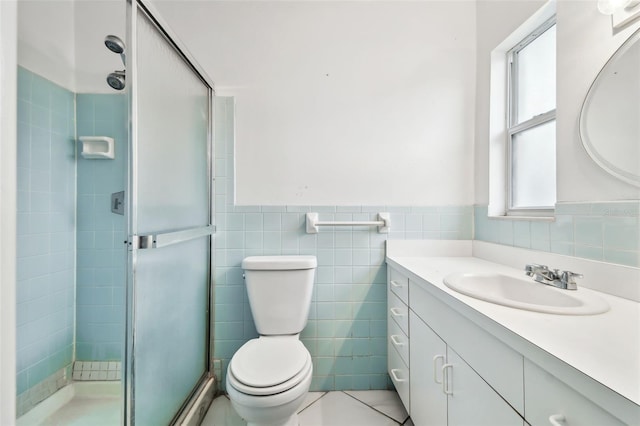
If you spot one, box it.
[242,255,317,270]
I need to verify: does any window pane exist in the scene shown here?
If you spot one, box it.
[511,120,556,209]
[515,25,556,123]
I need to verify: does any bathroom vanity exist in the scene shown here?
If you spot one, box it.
[386,240,640,426]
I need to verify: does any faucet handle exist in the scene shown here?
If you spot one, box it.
[526,263,547,270]
[525,263,547,276]
[560,271,583,290]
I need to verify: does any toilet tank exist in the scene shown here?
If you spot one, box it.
[242,255,317,335]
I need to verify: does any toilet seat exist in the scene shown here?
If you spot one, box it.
[228,337,312,396]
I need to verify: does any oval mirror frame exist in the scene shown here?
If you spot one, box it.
[580,27,640,187]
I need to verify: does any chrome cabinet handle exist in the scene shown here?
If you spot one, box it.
[390,369,406,383]
[433,355,445,384]
[549,414,566,426]
[390,335,405,346]
[441,364,453,395]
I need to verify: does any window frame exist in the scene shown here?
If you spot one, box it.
[506,16,557,217]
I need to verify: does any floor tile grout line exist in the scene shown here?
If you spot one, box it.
[340,391,406,425]
[342,391,409,424]
[296,391,328,415]
[216,391,408,424]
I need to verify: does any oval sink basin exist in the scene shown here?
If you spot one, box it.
[443,273,609,315]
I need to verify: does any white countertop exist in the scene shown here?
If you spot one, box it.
[386,248,640,409]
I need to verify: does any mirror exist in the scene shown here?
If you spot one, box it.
[580,27,640,187]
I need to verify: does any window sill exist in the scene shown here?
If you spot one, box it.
[488,214,555,222]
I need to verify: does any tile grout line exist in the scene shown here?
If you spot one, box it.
[340,391,408,425]
[296,391,328,415]
[213,391,410,425]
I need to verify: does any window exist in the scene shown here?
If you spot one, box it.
[506,18,556,215]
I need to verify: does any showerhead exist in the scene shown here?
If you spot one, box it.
[105,35,126,66]
[105,34,126,90]
[107,70,126,91]
[104,35,125,54]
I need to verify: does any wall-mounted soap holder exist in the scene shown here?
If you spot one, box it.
[79,136,115,159]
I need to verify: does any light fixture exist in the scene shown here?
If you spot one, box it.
[598,0,640,15]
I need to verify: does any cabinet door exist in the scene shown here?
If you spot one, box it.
[446,348,524,426]
[409,311,448,426]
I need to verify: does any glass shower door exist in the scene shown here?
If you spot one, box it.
[126,2,213,424]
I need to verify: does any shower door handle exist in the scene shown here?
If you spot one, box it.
[132,225,215,250]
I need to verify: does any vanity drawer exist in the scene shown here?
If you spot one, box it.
[388,313,409,366]
[388,339,410,413]
[410,280,524,415]
[389,267,409,304]
[524,359,625,426]
[388,290,409,335]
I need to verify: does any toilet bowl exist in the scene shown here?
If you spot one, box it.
[226,256,317,426]
[226,337,312,426]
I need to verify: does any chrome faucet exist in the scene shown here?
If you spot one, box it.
[525,264,582,290]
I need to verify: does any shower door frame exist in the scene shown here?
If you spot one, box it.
[124,1,216,424]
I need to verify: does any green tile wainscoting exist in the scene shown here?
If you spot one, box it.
[474,203,640,268]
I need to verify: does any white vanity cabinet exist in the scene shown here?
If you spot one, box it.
[387,261,637,426]
[389,266,524,426]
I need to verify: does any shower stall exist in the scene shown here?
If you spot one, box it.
[14,1,215,424]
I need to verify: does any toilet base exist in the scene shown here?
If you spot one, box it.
[229,388,307,426]
[247,413,299,426]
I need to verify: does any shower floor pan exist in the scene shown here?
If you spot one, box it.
[17,381,121,426]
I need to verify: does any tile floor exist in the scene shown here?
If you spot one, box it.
[202,390,414,426]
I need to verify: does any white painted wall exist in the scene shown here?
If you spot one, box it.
[475,0,640,205]
[17,0,124,93]
[15,0,640,204]
[17,0,76,91]
[74,0,126,93]
[555,0,640,201]
[151,1,477,206]
[1,1,17,422]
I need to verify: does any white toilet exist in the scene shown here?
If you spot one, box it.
[226,255,317,426]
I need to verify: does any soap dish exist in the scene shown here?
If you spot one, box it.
[79,136,115,159]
